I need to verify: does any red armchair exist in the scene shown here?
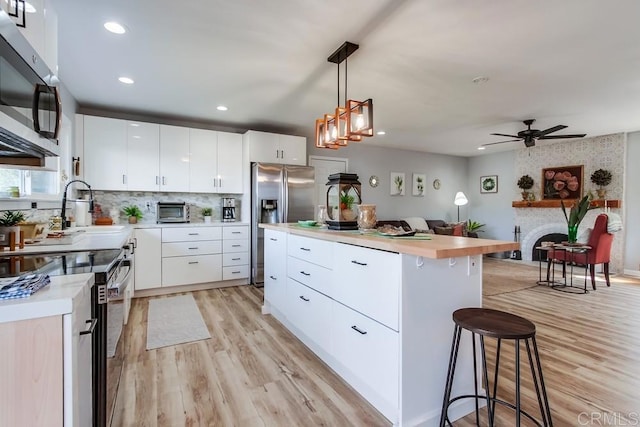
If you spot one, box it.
[547,214,614,290]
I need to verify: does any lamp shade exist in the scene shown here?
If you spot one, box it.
[454,191,468,206]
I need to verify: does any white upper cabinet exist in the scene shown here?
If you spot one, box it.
[189,129,243,194]
[159,125,190,192]
[83,116,127,191]
[245,130,306,165]
[127,122,160,191]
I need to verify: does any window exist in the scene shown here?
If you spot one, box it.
[0,165,59,198]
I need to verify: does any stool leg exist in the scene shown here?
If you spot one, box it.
[531,336,553,426]
[491,338,502,425]
[525,339,549,427]
[440,324,462,427]
[479,336,494,426]
[472,332,480,425]
[515,339,521,427]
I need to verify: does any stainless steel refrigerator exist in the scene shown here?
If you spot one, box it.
[251,162,315,285]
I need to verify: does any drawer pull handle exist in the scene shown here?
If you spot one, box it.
[300,271,310,276]
[270,238,277,241]
[232,257,241,261]
[231,271,241,274]
[300,247,311,252]
[269,275,277,280]
[188,247,198,250]
[188,233,199,236]
[351,260,368,266]
[351,325,367,335]
[232,244,241,247]
[188,261,199,265]
[80,319,97,336]
[299,295,310,302]
[232,231,241,234]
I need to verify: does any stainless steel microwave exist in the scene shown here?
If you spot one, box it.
[156,202,190,223]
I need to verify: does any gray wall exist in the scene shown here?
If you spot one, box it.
[467,151,517,241]
[308,143,468,222]
[625,132,640,274]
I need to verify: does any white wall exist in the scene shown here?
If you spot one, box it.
[467,150,517,241]
[625,132,640,275]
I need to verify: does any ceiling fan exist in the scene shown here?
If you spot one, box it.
[484,119,586,148]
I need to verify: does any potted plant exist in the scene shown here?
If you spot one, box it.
[561,194,594,243]
[517,175,534,200]
[590,169,612,199]
[122,205,143,224]
[466,220,485,238]
[339,192,356,220]
[201,207,213,223]
[0,210,25,246]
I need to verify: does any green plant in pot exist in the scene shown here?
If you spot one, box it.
[466,220,485,238]
[201,207,213,223]
[0,210,25,246]
[590,169,612,199]
[122,205,143,224]
[517,175,534,200]
[561,194,594,244]
[339,192,356,221]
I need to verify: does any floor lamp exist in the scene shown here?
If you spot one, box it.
[454,191,468,222]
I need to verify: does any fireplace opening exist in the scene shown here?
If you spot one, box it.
[532,233,567,261]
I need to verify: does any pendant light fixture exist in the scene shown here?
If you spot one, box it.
[315,41,374,149]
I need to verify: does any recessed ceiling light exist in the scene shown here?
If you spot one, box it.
[216,105,228,111]
[118,77,134,84]
[129,123,139,127]
[104,21,126,34]
[477,146,486,150]
[376,131,386,135]
[472,76,489,84]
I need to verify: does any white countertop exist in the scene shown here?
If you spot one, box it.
[134,221,249,228]
[0,273,94,323]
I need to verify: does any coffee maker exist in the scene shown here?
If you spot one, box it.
[222,198,236,222]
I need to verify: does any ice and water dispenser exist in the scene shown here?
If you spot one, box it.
[260,199,277,224]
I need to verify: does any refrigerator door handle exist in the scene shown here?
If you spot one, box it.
[282,168,288,223]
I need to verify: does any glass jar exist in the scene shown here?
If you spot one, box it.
[49,215,63,231]
[317,205,328,225]
[357,204,377,232]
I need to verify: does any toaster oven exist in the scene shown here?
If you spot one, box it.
[156,202,190,223]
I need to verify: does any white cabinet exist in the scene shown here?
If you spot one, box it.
[286,278,332,352]
[134,228,162,290]
[83,116,127,191]
[127,122,160,191]
[161,226,222,287]
[189,129,243,194]
[264,229,287,313]
[222,225,249,280]
[245,130,306,165]
[159,125,190,192]
[216,132,243,193]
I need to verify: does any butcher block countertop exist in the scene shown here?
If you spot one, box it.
[260,223,519,259]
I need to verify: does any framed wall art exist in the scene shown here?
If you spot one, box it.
[412,173,425,196]
[542,165,583,200]
[390,172,405,196]
[480,175,498,193]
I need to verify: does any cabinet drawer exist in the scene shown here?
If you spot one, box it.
[333,243,401,331]
[162,226,221,242]
[223,239,249,253]
[223,265,249,280]
[162,240,222,257]
[287,278,332,352]
[287,234,333,268]
[223,252,249,266]
[223,226,249,239]
[331,300,399,409]
[287,256,333,297]
[161,254,222,286]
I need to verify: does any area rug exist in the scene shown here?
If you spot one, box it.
[483,257,541,296]
[146,294,211,350]
[107,302,123,358]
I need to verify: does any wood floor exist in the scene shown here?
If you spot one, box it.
[112,261,640,426]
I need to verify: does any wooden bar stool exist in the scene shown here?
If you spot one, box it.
[439,308,552,427]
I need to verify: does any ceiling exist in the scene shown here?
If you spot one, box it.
[52,0,640,157]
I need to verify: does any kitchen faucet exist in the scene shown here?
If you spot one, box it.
[61,179,94,230]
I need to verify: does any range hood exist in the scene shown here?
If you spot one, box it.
[0,123,58,167]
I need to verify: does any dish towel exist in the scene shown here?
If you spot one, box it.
[0,274,50,300]
[607,213,623,233]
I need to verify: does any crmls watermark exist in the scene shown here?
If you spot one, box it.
[578,412,640,426]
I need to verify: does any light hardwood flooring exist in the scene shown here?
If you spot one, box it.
[112,262,640,426]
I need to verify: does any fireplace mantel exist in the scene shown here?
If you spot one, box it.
[512,199,621,208]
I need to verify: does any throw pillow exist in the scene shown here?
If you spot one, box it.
[577,227,592,244]
[402,217,430,232]
[434,226,454,235]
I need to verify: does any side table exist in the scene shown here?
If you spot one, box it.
[550,244,591,294]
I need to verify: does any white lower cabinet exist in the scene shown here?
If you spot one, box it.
[222,226,249,280]
[286,278,332,352]
[162,254,222,286]
[134,228,162,290]
[264,230,287,313]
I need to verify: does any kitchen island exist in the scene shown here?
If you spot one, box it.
[260,223,518,427]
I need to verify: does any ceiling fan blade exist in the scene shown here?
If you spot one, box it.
[481,139,522,147]
[534,125,567,138]
[490,133,520,138]
[539,134,587,140]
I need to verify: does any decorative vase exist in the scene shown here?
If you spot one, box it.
[521,191,529,201]
[567,224,579,244]
[317,205,327,225]
[357,204,377,231]
[204,216,212,223]
[128,216,138,224]
[597,188,607,199]
[342,208,356,221]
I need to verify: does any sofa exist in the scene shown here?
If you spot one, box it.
[376,217,475,237]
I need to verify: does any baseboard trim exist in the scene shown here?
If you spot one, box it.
[623,269,640,278]
[133,278,248,298]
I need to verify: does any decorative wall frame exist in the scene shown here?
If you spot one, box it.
[390,172,405,196]
[541,165,584,200]
[480,175,498,193]
[412,174,425,196]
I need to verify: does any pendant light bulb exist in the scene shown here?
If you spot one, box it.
[355,113,365,130]
[331,125,338,140]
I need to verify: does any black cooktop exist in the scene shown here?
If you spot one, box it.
[0,249,122,283]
